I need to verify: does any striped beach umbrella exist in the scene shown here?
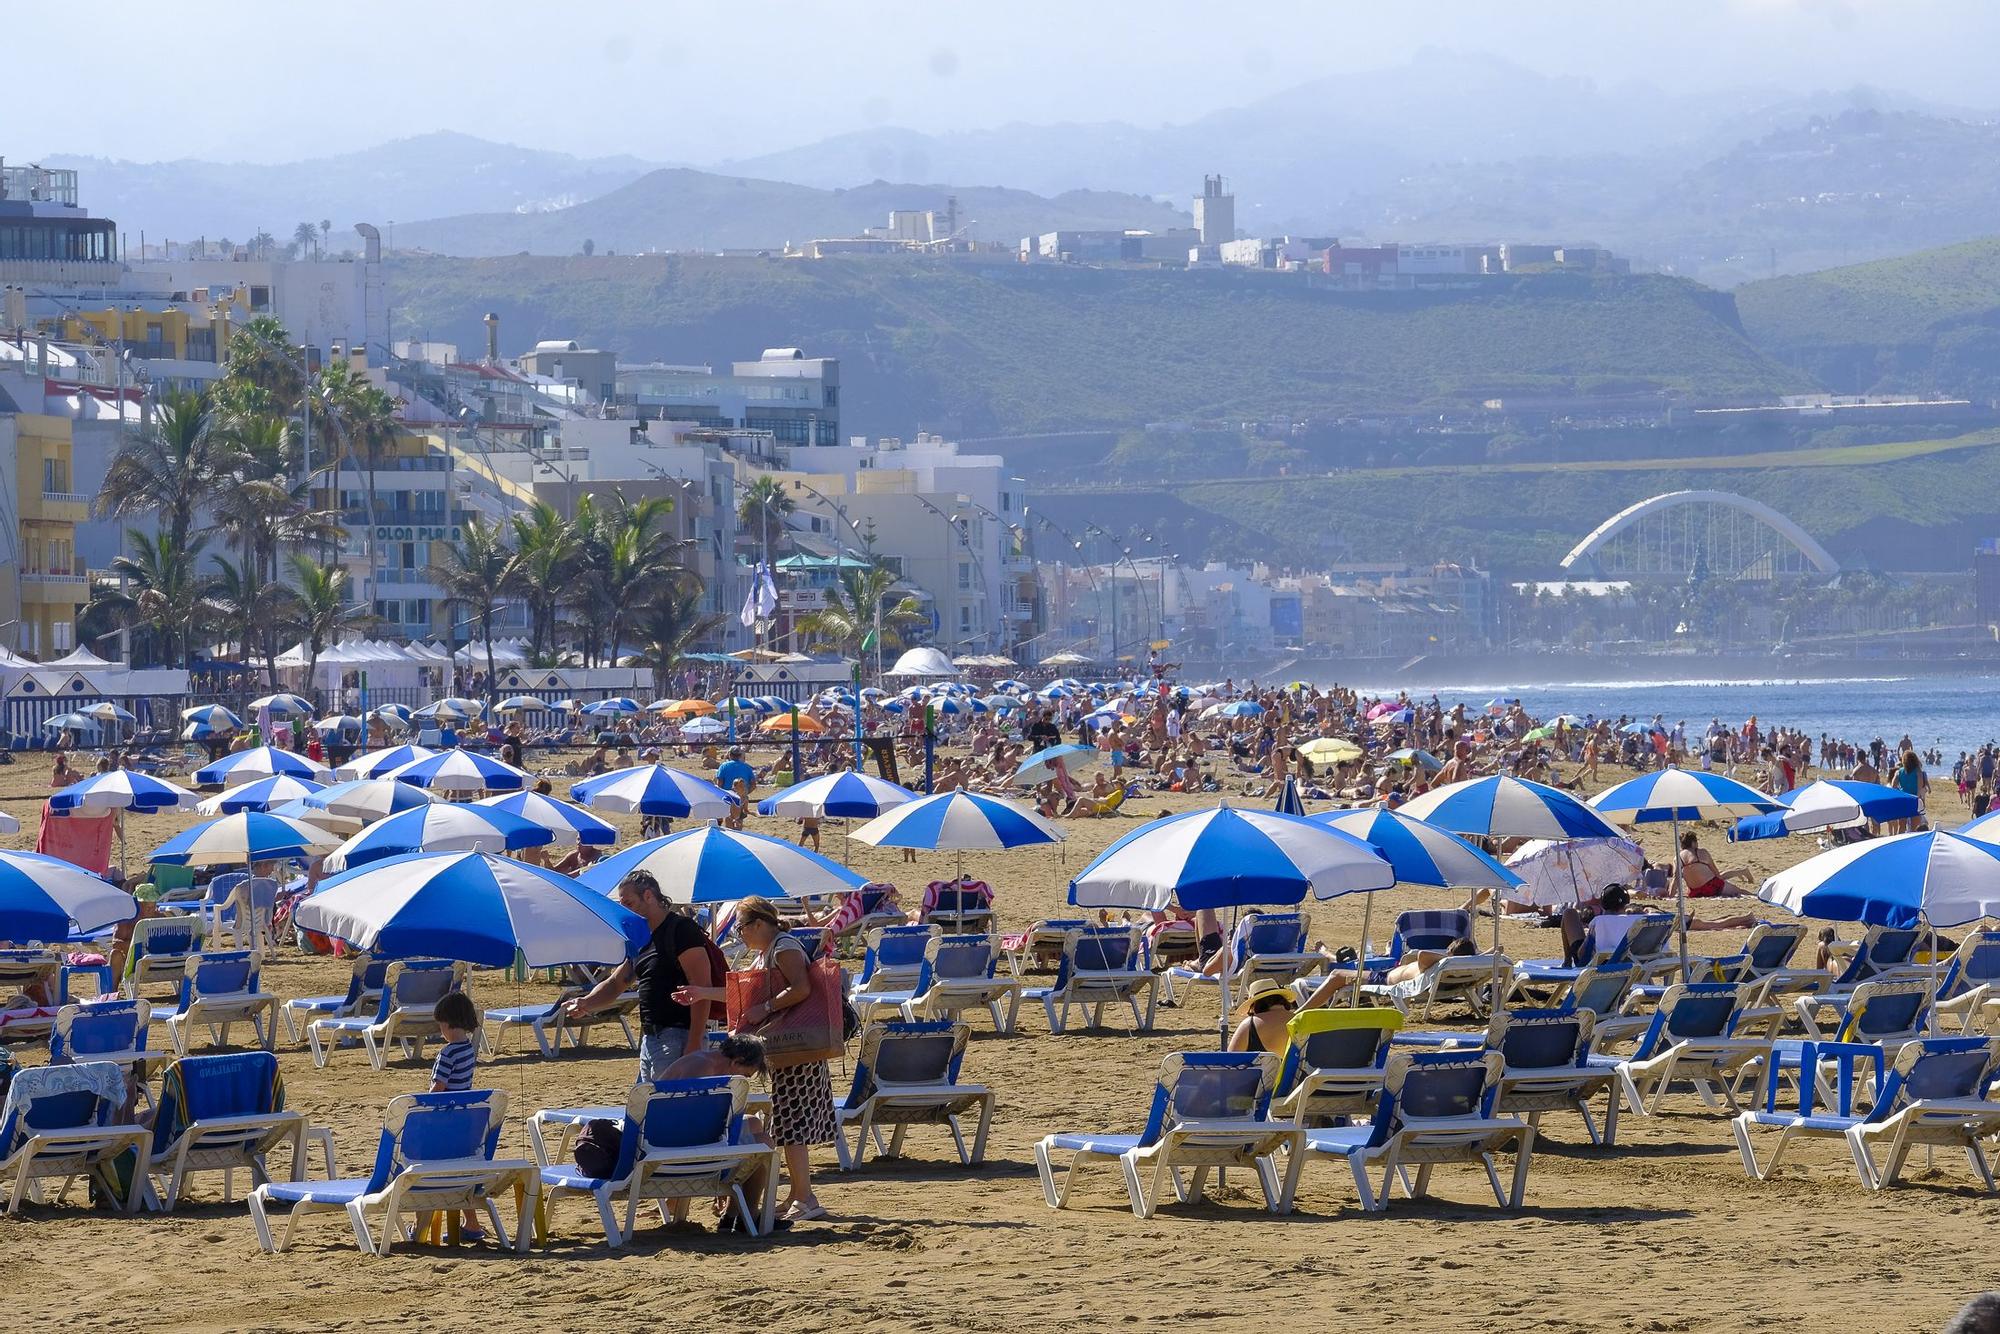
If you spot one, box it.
[336,745,440,781]
[1311,808,1520,889]
[0,851,137,940]
[196,774,327,816]
[247,693,315,718]
[1069,805,1391,912]
[180,704,244,731]
[581,697,641,716]
[756,771,916,820]
[299,777,437,824]
[579,826,867,903]
[1760,830,2000,930]
[151,811,338,867]
[195,745,330,787]
[51,770,197,815]
[1401,776,1623,842]
[473,791,618,846]
[381,749,533,793]
[323,803,554,872]
[297,852,646,969]
[850,789,1063,852]
[570,764,737,819]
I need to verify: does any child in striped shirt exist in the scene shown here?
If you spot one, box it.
[428,991,483,1240]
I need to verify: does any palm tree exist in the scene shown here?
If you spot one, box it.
[250,229,276,260]
[292,221,319,259]
[285,554,366,701]
[318,220,331,256]
[430,517,513,706]
[798,563,927,667]
[94,391,227,553]
[314,360,398,572]
[736,476,794,560]
[637,577,725,695]
[98,529,213,669]
[505,502,577,664]
[210,555,291,685]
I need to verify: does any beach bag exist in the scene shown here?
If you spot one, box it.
[573,1118,622,1180]
[726,954,845,1068]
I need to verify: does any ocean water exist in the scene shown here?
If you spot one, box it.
[1348,675,2000,763]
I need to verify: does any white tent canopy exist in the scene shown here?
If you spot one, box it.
[885,646,958,678]
[46,646,119,669]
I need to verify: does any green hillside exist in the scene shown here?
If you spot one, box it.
[391,256,1809,438]
[1736,236,2000,397]
[1085,429,2000,573]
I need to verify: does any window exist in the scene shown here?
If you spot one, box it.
[375,600,400,622]
[53,621,72,651]
[959,606,972,631]
[408,601,431,626]
[401,542,417,569]
[957,562,971,590]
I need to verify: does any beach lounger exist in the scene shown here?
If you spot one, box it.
[1562,962,1647,1049]
[248,1089,537,1255]
[1793,974,1933,1043]
[1034,1051,1302,1219]
[1021,925,1158,1035]
[1734,1036,2000,1190]
[482,990,639,1059]
[902,934,1023,1035]
[848,924,941,1021]
[1925,931,2000,1032]
[835,1020,995,1170]
[537,1077,776,1246]
[922,884,995,935]
[1365,909,1474,973]
[1373,954,1513,1021]
[307,959,466,1070]
[0,948,60,1041]
[50,997,165,1097]
[143,1051,306,1210]
[1001,918,1086,977]
[1760,924,1923,1005]
[1511,914,1676,1002]
[0,1060,149,1213]
[1163,910,1323,1006]
[121,917,205,1002]
[1626,921,1809,1011]
[1300,1049,1534,1211]
[164,950,279,1056]
[1270,1006,1403,1125]
[282,954,393,1044]
[1594,982,1771,1117]
[1487,1007,1620,1146]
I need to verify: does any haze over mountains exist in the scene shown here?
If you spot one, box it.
[47,51,2000,283]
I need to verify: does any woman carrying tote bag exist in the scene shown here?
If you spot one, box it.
[676,894,836,1222]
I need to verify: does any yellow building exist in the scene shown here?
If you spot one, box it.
[0,400,89,656]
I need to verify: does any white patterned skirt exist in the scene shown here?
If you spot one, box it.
[767,1060,837,1146]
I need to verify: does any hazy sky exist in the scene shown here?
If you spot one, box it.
[17,0,1999,164]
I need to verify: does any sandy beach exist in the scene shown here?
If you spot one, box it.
[1,749,1991,1334]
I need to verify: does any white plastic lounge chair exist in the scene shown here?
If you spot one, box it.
[1932,931,2000,1032]
[307,959,466,1070]
[1373,953,1513,1021]
[143,1051,306,1210]
[1001,917,1087,977]
[483,990,639,1059]
[0,1060,149,1213]
[848,924,941,1023]
[1623,921,1810,1011]
[1300,1048,1534,1211]
[50,998,166,1098]
[248,1089,537,1254]
[1364,909,1474,973]
[1021,925,1158,1035]
[1270,1006,1403,1125]
[1747,978,1933,1107]
[164,950,280,1056]
[1734,1036,2000,1190]
[1162,910,1321,1006]
[1034,1051,1302,1219]
[1486,1007,1621,1146]
[120,918,204,1002]
[902,934,1023,1035]
[282,954,393,1044]
[835,1020,995,1170]
[1760,924,1924,1005]
[537,1076,777,1246]
[1512,913,1676,1002]
[1593,982,1771,1117]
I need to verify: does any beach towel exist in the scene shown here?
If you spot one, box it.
[36,801,114,875]
[922,879,992,917]
[0,1059,126,1136]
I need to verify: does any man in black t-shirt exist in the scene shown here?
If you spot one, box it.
[1026,709,1061,753]
[563,869,714,1079]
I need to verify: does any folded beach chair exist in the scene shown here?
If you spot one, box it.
[308,959,466,1070]
[1926,930,2000,1032]
[143,1051,306,1210]
[835,1020,995,1170]
[537,1076,777,1246]
[1593,982,1771,1117]
[1734,1036,2000,1190]
[482,990,640,1059]
[1300,1049,1534,1211]
[1270,1006,1403,1125]
[248,1089,537,1254]
[0,1060,150,1213]
[1373,953,1513,1021]
[282,954,393,1044]
[1486,1007,1621,1146]
[165,950,280,1056]
[1512,913,1676,1002]
[1021,925,1158,1035]
[902,934,1024,1035]
[121,917,205,1002]
[848,924,941,1022]
[1034,1050,1302,1219]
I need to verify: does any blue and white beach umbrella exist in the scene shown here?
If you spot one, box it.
[1733,779,1920,840]
[151,811,338,867]
[1218,700,1264,718]
[195,745,329,787]
[382,749,533,793]
[1310,808,1520,890]
[196,774,327,816]
[323,803,554,872]
[50,770,197,815]
[297,852,647,969]
[472,791,618,847]
[1401,776,1623,842]
[181,703,244,731]
[570,763,738,819]
[715,696,764,713]
[1070,805,1392,913]
[756,771,917,820]
[1759,830,2000,929]
[0,851,136,940]
[247,693,315,718]
[850,789,1063,852]
[312,714,364,735]
[1013,743,1097,787]
[495,695,550,713]
[579,826,868,904]
[581,697,640,716]
[336,745,440,781]
[83,702,137,724]
[300,777,437,824]
[373,703,413,728]
[1588,768,1780,826]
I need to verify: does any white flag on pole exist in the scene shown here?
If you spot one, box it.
[757,562,780,618]
[739,571,758,629]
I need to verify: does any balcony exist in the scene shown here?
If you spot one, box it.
[20,570,87,598]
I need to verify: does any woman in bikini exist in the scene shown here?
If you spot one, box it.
[1678,830,1749,898]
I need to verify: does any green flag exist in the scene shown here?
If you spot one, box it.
[860,628,879,652]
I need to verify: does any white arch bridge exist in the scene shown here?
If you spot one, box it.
[1559,490,1839,580]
